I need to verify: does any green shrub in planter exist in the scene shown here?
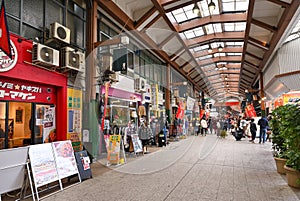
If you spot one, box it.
[270,106,288,159]
[277,104,300,172]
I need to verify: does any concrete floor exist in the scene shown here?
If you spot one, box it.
[2,134,300,201]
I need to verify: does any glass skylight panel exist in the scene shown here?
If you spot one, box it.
[227,52,242,56]
[174,12,188,23]
[214,53,226,57]
[236,0,249,11]
[179,32,186,40]
[236,22,246,31]
[226,41,244,46]
[192,44,209,52]
[166,12,176,24]
[205,24,214,34]
[224,23,235,31]
[194,27,205,37]
[198,55,213,60]
[214,23,222,33]
[184,31,196,39]
[198,1,210,17]
[201,63,216,69]
[222,1,235,12]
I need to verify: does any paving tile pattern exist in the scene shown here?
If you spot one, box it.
[41,135,300,201]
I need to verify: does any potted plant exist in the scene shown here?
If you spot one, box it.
[270,106,288,174]
[280,104,300,188]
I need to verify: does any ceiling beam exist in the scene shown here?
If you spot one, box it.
[198,56,242,66]
[98,0,202,92]
[158,32,177,48]
[185,32,245,46]
[192,47,243,58]
[159,0,184,6]
[245,51,263,61]
[244,60,259,69]
[267,0,290,8]
[239,0,255,92]
[164,1,194,12]
[151,0,209,92]
[170,47,185,61]
[134,6,157,29]
[251,18,277,33]
[141,14,162,31]
[248,37,270,50]
[175,13,247,32]
[250,0,300,86]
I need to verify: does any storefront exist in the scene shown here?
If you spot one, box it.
[0,34,67,149]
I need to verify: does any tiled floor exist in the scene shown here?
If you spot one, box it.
[2,134,300,201]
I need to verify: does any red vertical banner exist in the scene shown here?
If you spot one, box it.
[0,0,12,59]
[101,82,110,131]
[200,109,205,119]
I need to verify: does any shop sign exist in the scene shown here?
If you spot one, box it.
[0,77,55,102]
[158,92,164,105]
[186,96,195,111]
[151,84,158,110]
[0,40,18,72]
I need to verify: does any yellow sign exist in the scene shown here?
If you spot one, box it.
[107,135,121,164]
[67,88,83,151]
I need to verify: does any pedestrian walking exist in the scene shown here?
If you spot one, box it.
[200,116,208,136]
[258,116,269,144]
[249,118,257,143]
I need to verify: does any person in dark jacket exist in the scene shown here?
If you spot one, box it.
[249,118,257,143]
[258,116,269,144]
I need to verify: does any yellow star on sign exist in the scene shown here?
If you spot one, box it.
[15,84,20,90]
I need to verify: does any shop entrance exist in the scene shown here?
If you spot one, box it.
[0,102,54,149]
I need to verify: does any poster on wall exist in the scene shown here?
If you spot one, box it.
[67,88,82,151]
[43,107,56,143]
[52,140,79,179]
[29,143,59,187]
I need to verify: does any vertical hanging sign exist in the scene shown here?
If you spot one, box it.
[101,82,110,131]
[67,88,83,151]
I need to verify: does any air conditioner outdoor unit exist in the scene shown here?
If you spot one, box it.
[32,43,59,67]
[50,22,71,44]
[135,78,146,92]
[61,47,85,72]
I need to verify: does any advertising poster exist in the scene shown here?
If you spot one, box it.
[131,134,143,153]
[52,140,78,179]
[283,92,300,106]
[29,143,59,187]
[67,88,82,151]
[43,107,56,143]
[107,135,121,164]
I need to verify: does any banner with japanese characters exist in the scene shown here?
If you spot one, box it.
[67,88,82,151]
[0,77,56,103]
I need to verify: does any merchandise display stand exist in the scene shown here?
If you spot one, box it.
[131,134,143,156]
[28,141,81,201]
[0,147,30,201]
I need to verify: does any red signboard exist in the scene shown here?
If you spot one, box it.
[0,76,56,103]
